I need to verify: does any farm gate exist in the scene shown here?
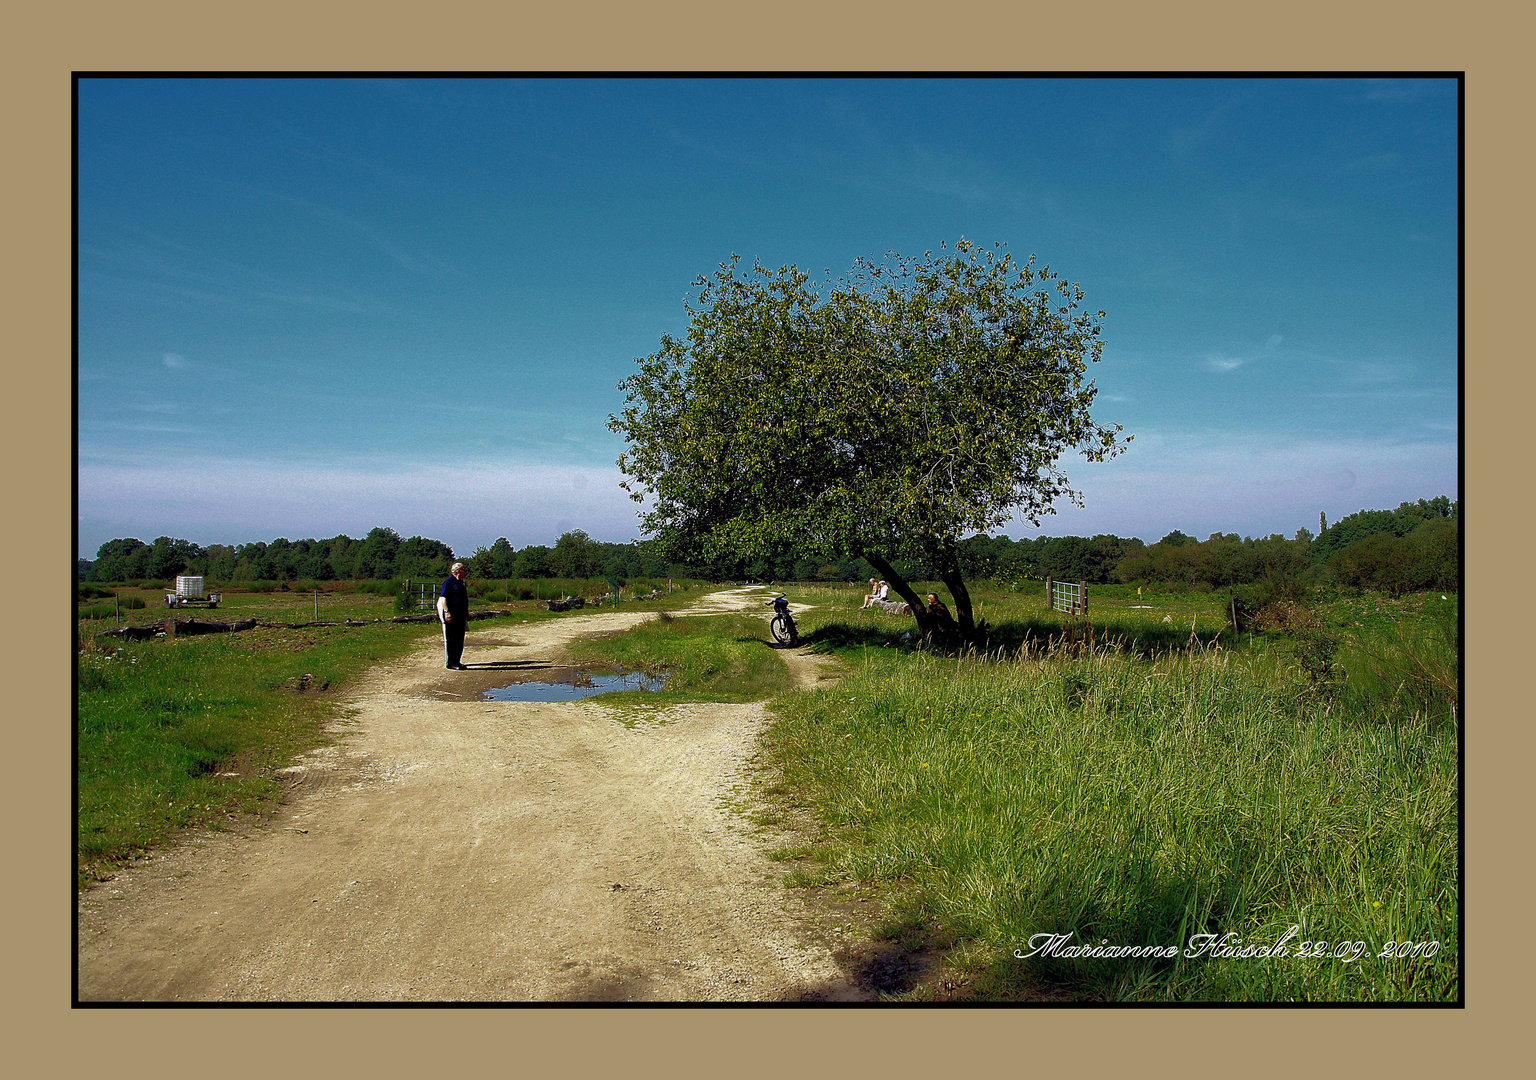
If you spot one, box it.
[1046,577,1088,617]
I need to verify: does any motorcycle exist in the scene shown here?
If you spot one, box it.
[765,594,799,646]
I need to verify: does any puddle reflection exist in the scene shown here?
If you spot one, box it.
[481,671,666,702]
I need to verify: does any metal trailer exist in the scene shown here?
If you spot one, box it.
[165,575,220,609]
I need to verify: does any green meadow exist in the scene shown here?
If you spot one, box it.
[754,581,1458,1001]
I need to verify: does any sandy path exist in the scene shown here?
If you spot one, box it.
[76,589,853,1001]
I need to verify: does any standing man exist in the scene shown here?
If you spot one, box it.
[437,561,471,670]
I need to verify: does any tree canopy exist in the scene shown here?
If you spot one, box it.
[609,240,1129,640]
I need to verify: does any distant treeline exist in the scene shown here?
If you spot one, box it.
[81,496,1458,597]
[83,528,675,588]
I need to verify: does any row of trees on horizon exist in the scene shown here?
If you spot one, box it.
[81,496,1459,598]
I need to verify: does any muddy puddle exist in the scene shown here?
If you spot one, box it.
[403,659,668,704]
[482,668,666,702]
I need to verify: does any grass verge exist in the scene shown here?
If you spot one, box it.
[759,638,1458,1002]
[75,615,529,888]
[564,612,793,712]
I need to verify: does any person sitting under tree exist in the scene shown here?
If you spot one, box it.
[926,593,957,637]
[859,577,880,609]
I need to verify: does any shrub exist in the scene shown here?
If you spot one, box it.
[353,579,405,596]
[1289,627,1344,695]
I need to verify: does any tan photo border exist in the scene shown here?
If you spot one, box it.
[9,0,1524,1073]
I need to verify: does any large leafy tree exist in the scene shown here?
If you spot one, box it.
[549,529,605,579]
[609,240,1129,641]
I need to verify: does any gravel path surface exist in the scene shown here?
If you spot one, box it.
[76,588,858,1002]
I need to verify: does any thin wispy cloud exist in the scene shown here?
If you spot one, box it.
[162,352,188,369]
[249,290,401,317]
[1010,428,1457,542]
[1339,359,1402,384]
[78,458,645,554]
[1166,97,1241,158]
[1311,388,1455,402]
[242,183,457,277]
[92,225,402,319]
[1361,82,1426,104]
[1204,333,1283,374]
[82,422,205,436]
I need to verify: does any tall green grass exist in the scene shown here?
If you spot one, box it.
[761,640,1457,1001]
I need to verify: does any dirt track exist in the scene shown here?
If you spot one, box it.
[75,588,866,1002]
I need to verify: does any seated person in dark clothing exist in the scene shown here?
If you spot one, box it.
[926,592,957,634]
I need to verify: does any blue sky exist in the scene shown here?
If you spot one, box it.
[77,77,1458,560]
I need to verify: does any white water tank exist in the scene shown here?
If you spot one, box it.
[175,575,205,599]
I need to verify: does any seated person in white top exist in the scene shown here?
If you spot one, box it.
[859,577,880,609]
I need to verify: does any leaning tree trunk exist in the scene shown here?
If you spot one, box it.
[933,542,980,644]
[938,568,978,643]
[861,553,936,636]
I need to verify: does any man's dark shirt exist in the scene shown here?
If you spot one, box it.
[440,575,470,621]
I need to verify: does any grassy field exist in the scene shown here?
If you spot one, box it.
[77,585,404,628]
[76,580,713,629]
[757,580,1459,1001]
